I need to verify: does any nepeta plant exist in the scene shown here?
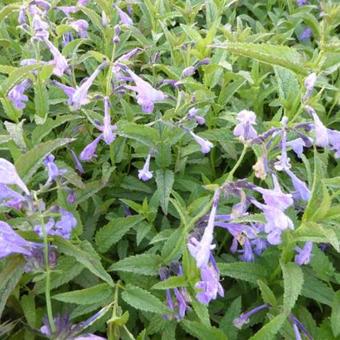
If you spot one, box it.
[0,0,339,339]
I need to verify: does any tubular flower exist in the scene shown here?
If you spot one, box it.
[233,110,257,142]
[138,153,153,181]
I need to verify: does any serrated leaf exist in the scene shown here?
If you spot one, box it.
[15,138,74,182]
[53,283,113,305]
[218,262,268,283]
[181,320,227,340]
[281,262,304,314]
[250,313,286,340]
[95,215,144,253]
[122,285,169,315]
[34,76,49,125]
[0,256,25,318]
[54,238,114,287]
[161,227,187,263]
[257,280,277,307]
[220,297,242,340]
[152,276,187,290]
[331,291,340,337]
[109,254,161,275]
[216,42,306,74]
[155,169,174,215]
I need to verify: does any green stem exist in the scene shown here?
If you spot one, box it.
[41,216,56,333]
[224,144,248,185]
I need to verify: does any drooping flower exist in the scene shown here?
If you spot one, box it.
[0,158,29,195]
[0,184,26,210]
[328,129,340,158]
[32,14,49,40]
[43,154,67,184]
[18,6,27,25]
[195,259,224,305]
[0,221,37,259]
[296,0,309,6]
[189,131,213,154]
[102,97,115,145]
[303,72,317,100]
[80,135,102,162]
[188,190,220,268]
[187,108,205,125]
[78,0,89,5]
[295,241,313,265]
[299,27,312,42]
[233,110,257,142]
[125,69,167,113]
[289,315,313,340]
[181,66,196,78]
[138,153,153,181]
[233,304,269,329]
[306,106,329,147]
[274,117,291,171]
[69,19,89,38]
[286,138,307,158]
[44,38,69,77]
[57,6,79,16]
[285,168,311,201]
[8,79,31,110]
[69,62,106,110]
[34,208,77,239]
[115,6,133,26]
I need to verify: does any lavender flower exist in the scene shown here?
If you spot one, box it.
[58,6,79,16]
[195,256,224,304]
[102,97,115,145]
[306,106,329,147]
[233,304,269,329]
[286,138,307,158]
[18,6,27,25]
[285,168,310,201]
[44,39,69,77]
[189,131,213,154]
[274,117,291,171]
[0,184,26,209]
[0,158,29,195]
[78,0,89,5]
[80,135,102,162]
[138,153,153,181]
[115,6,133,26]
[69,19,89,38]
[34,208,77,239]
[188,190,220,268]
[328,129,340,158]
[295,241,313,265]
[303,73,317,100]
[102,11,109,27]
[296,0,309,6]
[299,27,312,42]
[181,66,196,78]
[32,14,49,40]
[69,62,106,110]
[70,149,85,174]
[8,79,31,110]
[187,108,205,125]
[0,221,36,259]
[233,110,257,142]
[125,69,167,113]
[52,81,76,106]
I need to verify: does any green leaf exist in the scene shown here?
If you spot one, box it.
[220,297,242,340]
[281,262,304,314]
[95,215,144,253]
[218,262,268,283]
[53,283,113,305]
[250,313,286,340]
[257,280,277,307]
[15,138,74,182]
[121,285,169,315]
[191,299,211,327]
[0,4,20,22]
[54,238,114,287]
[0,256,25,318]
[155,169,174,214]
[20,295,36,328]
[216,42,307,74]
[181,320,227,340]
[34,75,49,125]
[109,254,161,276]
[301,270,334,306]
[152,276,187,290]
[161,227,187,263]
[331,291,340,337]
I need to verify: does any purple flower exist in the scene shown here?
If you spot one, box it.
[187,108,205,125]
[43,154,67,184]
[0,221,36,259]
[125,69,167,113]
[306,106,329,147]
[285,168,310,201]
[295,241,313,265]
[67,191,76,204]
[102,97,115,145]
[8,79,31,110]
[44,39,68,77]
[303,72,317,99]
[70,149,85,174]
[188,190,220,268]
[78,0,89,5]
[18,6,27,25]
[233,110,257,142]
[57,6,79,16]
[115,6,133,26]
[195,256,224,304]
[274,117,291,171]
[34,208,77,239]
[328,129,340,158]
[299,27,312,42]
[233,304,269,329]
[70,19,89,38]
[52,81,76,106]
[181,66,196,78]
[32,14,49,40]
[80,135,102,162]
[254,174,293,210]
[101,10,109,26]
[296,0,309,6]
[138,153,153,181]
[189,131,213,154]
[69,62,106,110]
[0,158,29,195]
[286,138,307,158]
[0,184,26,210]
